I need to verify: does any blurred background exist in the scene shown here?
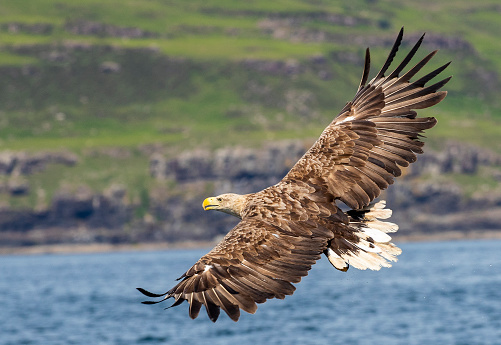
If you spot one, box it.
[1,0,501,252]
[1,1,501,344]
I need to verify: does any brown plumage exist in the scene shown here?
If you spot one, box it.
[138,28,451,322]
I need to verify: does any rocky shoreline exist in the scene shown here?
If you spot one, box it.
[1,140,501,250]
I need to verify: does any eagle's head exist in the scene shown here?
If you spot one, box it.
[202,193,246,218]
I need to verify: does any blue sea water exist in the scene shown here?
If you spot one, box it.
[1,239,500,345]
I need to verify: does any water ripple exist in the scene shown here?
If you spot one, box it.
[1,240,500,345]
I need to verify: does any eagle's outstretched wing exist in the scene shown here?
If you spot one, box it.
[139,218,329,322]
[285,27,450,209]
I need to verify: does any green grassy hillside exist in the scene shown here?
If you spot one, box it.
[0,0,501,211]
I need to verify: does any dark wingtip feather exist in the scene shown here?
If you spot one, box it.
[387,32,425,79]
[358,48,371,90]
[227,305,241,322]
[208,305,221,322]
[165,296,185,309]
[137,287,168,298]
[413,61,452,87]
[400,50,438,83]
[188,298,202,319]
[141,300,163,305]
[429,76,453,92]
[374,27,404,81]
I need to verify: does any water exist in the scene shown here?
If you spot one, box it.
[1,240,500,345]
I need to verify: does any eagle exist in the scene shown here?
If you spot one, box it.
[138,28,451,322]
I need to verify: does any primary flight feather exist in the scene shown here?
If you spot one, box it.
[138,28,451,322]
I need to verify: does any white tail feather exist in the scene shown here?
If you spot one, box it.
[326,200,401,272]
[366,220,399,233]
[326,248,349,271]
[361,226,392,243]
[355,241,382,253]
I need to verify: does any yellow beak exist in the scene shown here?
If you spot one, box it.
[203,197,218,211]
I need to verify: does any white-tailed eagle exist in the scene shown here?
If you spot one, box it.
[138,28,450,322]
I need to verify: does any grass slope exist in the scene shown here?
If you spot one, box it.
[0,0,500,210]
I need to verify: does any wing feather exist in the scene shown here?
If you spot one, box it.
[284,28,449,209]
[139,216,328,322]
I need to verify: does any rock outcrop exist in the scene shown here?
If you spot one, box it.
[0,151,78,197]
[0,151,78,176]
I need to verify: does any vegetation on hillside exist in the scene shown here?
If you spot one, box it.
[0,0,500,213]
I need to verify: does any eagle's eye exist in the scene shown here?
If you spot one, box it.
[217,197,222,202]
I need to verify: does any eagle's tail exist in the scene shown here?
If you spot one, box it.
[325,200,401,271]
